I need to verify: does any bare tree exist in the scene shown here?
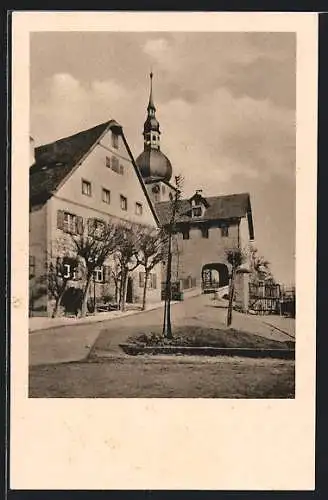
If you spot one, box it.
[137,227,167,311]
[114,223,143,312]
[71,218,122,317]
[225,247,246,327]
[110,254,122,306]
[47,255,79,318]
[162,175,184,339]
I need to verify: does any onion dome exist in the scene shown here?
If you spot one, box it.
[136,72,173,182]
[136,149,172,182]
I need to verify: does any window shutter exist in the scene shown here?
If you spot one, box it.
[77,216,83,235]
[152,273,157,289]
[139,272,145,288]
[88,218,94,235]
[57,210,65,230]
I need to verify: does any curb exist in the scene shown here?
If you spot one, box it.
[29,292,202,333]
[119,344,295,360]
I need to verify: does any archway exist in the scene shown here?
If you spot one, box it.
[201,263,229,293]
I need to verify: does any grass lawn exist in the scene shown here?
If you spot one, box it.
[29,356,295,398]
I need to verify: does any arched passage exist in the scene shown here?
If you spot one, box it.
[201,263,229,293]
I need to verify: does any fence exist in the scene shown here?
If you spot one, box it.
[249,282,296,317]
[249,282,281,315]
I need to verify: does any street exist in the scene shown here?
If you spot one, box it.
[29,294,295,398]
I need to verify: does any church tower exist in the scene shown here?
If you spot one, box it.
[136,73,176,203]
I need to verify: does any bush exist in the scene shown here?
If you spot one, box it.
[61,287,83,315]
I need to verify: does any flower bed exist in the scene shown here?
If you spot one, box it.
[120,326,295,358]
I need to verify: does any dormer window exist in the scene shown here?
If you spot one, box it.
[192,206,202,218]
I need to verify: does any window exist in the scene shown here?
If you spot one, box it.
[82,179,92,197]
[119,164,124,175]
[111,156,119,173]
[162,185,166,195]
[120,195,127,211]
[63,264,71,279]
[192,206,202,218]
[152,135,156,141]
[201,227,209,238]
[221,225,229,237]
[60,264,76,280]
[111,132,119,149]
[88,218,106,238]
[182,228,190,240]
[63,212,77,234]
[105,156,111,168]
[135,202,143,215]
[29,255,35,278]
[57,211,83,234]
[94,266,104,283]
[102,188,111,204]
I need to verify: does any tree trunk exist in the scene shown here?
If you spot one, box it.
[120,269,128,312]
[81,273,93,317]
[51,282,67,318]
[163,232,173,339]
[227,266,236,327]
[142,270,149,311]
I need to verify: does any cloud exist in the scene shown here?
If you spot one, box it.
[143,38,170,58]
[157,87,295,198]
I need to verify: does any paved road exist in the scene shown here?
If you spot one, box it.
[29,294,295,366]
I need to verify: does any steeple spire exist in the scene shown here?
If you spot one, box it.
[143,71,160,150]
[147,71,156,112]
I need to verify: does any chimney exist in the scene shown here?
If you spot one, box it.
[29,136,35,166]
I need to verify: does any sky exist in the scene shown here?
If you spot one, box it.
[30,32,296,285]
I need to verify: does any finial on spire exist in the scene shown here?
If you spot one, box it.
[148,70,155,111]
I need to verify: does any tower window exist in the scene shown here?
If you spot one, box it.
[111,132,119,149]
[152,135,156,141]
[120,195,128,211]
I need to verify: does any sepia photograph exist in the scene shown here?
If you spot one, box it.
[27,30,297,398]
[10,11,317,490]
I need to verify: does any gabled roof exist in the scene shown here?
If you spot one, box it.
[155,192,254,239]
[29,120,160,225]
[30,121,115,205]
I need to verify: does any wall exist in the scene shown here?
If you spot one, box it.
[171,221,240,286]
[29,203,48,313]
[55,129,157,228]
[44,127,162,310]
[146,180,176,204]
